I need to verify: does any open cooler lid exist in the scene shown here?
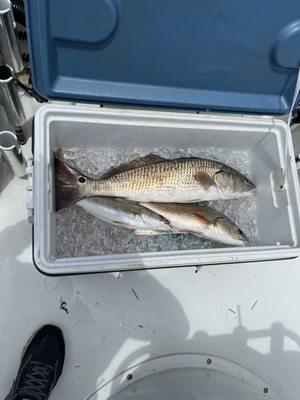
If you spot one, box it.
[25,0,300,114]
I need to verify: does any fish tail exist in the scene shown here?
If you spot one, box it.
[55,157,87,211]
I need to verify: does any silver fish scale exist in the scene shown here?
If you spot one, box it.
[86,158,226,195]
[148,202,224,222]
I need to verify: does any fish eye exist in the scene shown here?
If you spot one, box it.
[238,228,243,235]
[243,178,249,184]
[78,176,86,184]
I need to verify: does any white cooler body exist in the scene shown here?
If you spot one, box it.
[31,104,300,274]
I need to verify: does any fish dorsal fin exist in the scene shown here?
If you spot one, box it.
[100,153,167,179]
[136,153,167,165]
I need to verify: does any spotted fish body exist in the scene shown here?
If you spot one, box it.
[84,158,221,202]
[55,154,255,210]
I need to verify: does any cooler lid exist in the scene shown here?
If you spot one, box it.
[25,0,300,114]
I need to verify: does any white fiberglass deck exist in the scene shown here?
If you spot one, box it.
[2,173,300,399]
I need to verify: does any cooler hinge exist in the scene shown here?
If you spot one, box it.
[26,159,34,223]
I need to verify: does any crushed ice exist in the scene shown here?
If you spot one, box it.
[55,147,258,258]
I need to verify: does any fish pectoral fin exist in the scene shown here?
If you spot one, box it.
[194,213,212,227]
[194,171,215,190]
[100,154,168,179]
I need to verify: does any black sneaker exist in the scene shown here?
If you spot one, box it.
[5,325,65,400]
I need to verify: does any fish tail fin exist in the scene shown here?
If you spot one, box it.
[55,157,87,211]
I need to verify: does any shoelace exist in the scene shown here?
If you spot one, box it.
[15,361,54,400]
